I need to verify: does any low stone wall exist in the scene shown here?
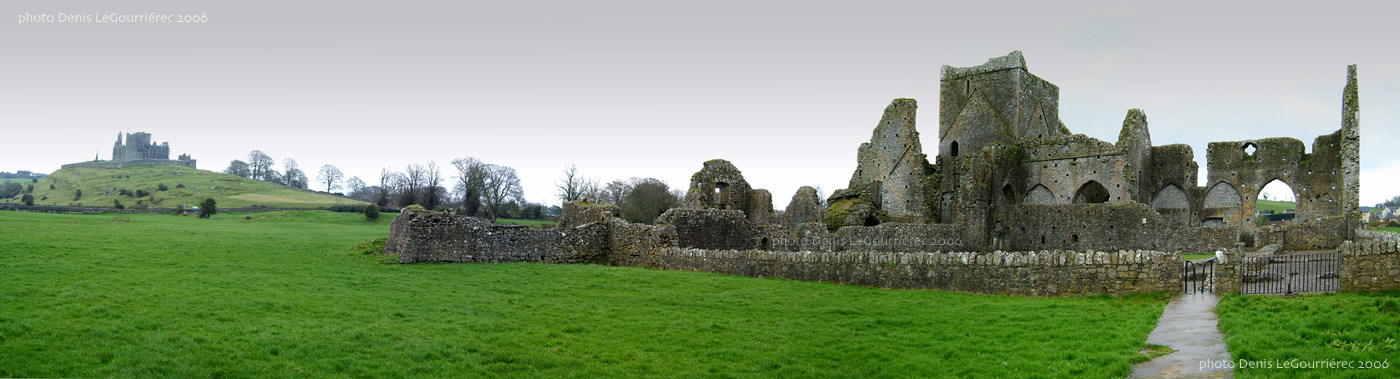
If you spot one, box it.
[1340,230,1400,292]
[642,248,1182,296]
[656,209,754,250]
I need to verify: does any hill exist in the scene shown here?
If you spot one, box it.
[3,165,366,209]
[1254,199,1296,214]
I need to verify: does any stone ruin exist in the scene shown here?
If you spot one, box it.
[385,52,1392,295]
[62,131,197,170]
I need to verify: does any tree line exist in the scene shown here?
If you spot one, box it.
[554,165,683,224]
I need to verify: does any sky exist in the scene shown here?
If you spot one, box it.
[2,0,1397,208]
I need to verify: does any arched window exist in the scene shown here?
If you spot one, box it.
[1072,181,1109,203]
[950,141,959,157]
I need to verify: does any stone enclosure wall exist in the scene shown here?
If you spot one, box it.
[1340,230,1400,292]
[387,204,1181,296]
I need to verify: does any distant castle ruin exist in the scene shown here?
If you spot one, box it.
[61,132,196,169]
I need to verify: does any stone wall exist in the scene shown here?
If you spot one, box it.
[1255,216,1350,250]
[642,248,1181,296]
[995,204,1236,252]
[1340,230,1400,292]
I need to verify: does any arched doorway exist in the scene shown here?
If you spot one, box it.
[1255,179,1297,225]
[1072,181,1109,204]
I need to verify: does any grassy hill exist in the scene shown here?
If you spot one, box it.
[3,165,365,209]
[1254,199,1295,214]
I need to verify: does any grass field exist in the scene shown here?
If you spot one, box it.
[496,218,558,228]
[1216,292,1400,378]
[1254,199,1296,214]
[1376,227,1400,234]
[0,210,1170,377]
[2,165,364,209]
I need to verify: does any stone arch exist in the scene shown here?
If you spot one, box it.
[1001,184,1016,205]
[1023,184,1056,205]
[1072,181,1109,204]
[950,141,959,157]
[1150,184,1189,209]
[1203,181,1242,208]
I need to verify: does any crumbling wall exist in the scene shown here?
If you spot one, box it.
[847,98,931,221]
[1255,216,1350,250]
[386,208,580,264]
[782,186,823,227]
[655,208,754,250]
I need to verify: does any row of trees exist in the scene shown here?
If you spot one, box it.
[224,150,312,190]
[555,165,682,224]
[336,157,532,222]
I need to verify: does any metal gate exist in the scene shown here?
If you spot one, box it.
[1183,259,1214,293]
[1241,251,1340,295]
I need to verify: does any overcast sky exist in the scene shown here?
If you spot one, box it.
[3,1,1397,207]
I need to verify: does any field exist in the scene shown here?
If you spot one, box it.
[1377,227,1400,234]
[1217,292,1400,378]
[2,165,364,209]
[0,210,1170,377]
[1255,199,1296,214]
[0,178,38,186]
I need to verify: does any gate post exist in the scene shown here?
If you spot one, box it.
[1214,250,1242,295]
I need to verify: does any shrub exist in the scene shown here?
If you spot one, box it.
[176,184,186,189]
[328,204,365,213]
[364,204,381,221]
[113,199,124,209]
[119,188,133,197]
[24,184,34,194]
[135,189,150,198]
[158,183,169,191]
[172,205,185,216]
[31,178,37,183]
[0,182,20,198]
[74,189,82,201]
[22,194,34,206]
[198,198,217,219]
[49,184,55,190]
[1388,220,1400,228]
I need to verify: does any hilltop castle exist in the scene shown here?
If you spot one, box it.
[61,132,197,169]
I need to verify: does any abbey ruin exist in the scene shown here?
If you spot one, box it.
[62,132,197,169]
[386,52,1391,296]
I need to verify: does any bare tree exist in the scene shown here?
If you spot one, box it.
[480,164,523,222]
[422,161,444,210]
[396,163,426,207]
[556,164,585,203]
[377,168,397,206]
[247,150,274,181]
[345,176,368,200]
[581,178,602,201]
[451,157,487,217]
[317,164,344,193]
[603,179,632,207]
[283,158,308,189]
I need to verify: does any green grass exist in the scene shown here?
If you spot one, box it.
[1217,292,1400,378]
[1,165,364,209]
[1376,227,1400,233]
[1254,199,1296,214]
[1183,253,1215,261]
[496,218,558,228]
[0,210,1170,377]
